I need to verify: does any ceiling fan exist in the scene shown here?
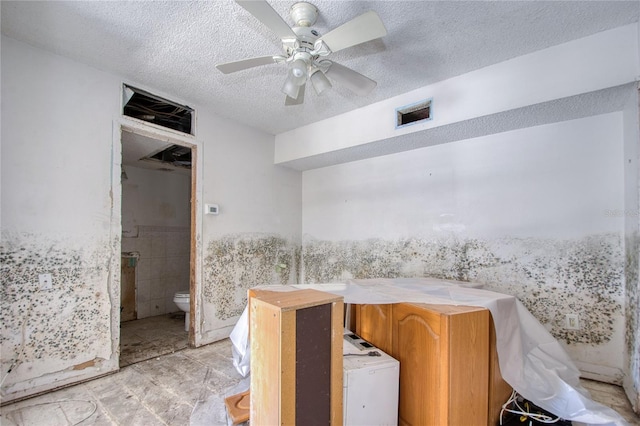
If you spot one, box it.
[216,0,387,105]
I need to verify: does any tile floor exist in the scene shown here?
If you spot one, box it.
[1,314,638,425]
[1,339,245,425]
[581,379,640,425]
[120,313,189,367]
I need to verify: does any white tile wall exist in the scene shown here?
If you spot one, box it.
[122,226,190,319]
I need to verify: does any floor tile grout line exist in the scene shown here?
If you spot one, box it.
[81,382,119,425]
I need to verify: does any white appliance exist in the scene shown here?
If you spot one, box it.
[343,330,400,425]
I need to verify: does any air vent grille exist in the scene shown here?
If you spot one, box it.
[396,99,432,128]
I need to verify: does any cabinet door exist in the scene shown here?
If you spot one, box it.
[355,304,393,354]
[392,303,446,426]
[446,308,490,425]
[120,258,136,322]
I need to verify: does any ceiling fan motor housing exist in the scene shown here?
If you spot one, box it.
[292,26,319,53]
[288,26,321,76]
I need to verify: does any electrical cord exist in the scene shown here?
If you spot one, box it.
[0,363,16,388]
[1,302,35,388]
[3,399,98,426]
[499,390,561,425]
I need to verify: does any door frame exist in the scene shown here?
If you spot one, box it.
[111,116,203,351]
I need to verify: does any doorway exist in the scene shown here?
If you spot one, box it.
[118,127,195,367]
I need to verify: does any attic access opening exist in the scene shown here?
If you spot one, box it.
[145,144,192,170]
[123,84,194,135]
[396,99,432,128]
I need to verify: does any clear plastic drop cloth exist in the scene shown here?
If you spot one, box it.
[229,278,629,426]
[190,371,250,426]
[230,306,251,378]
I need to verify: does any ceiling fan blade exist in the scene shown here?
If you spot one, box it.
[216,56,280,74]
[236,0,297,41]
[318,11,387,53]
[285,84,305,106]
[325,61,376,96]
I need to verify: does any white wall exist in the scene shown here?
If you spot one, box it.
[0,35,301,402]
[302,113,627,382]
[304,114,623,241]
[121,166,191,235]
[1,35,121,401]
[196,112,302,344]
[623,85,640,410]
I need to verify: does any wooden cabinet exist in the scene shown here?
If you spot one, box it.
[354,303,393,354]
[249,288,344,426]
[393,303,489,425]
[355,303,511,426]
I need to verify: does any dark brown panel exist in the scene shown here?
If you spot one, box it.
[296,303,332,425]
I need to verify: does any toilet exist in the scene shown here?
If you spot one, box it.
[173,291,190,331]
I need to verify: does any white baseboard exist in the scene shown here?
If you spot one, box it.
[575,360,624,385]
[196,324,235,347]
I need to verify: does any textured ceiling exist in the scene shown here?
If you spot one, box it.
[2,1,639,136]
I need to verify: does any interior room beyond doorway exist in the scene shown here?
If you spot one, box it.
[119,129,193,367]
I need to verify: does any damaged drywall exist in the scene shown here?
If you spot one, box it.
[300,112,629,382]
[0,232,114,396]
[203,233,299,320]
[302,233,624,346]
[625,232,640,400]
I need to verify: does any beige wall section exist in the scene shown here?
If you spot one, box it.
[121,166,192,234]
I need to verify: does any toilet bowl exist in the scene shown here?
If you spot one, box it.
[173,291,190,331]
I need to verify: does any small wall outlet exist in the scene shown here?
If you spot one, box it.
[39,273,52,290]
[565,313,580,330]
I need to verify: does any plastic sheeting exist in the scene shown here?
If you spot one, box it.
[190,372,250,426]
[229,278,629,426]
[230,306,251,378]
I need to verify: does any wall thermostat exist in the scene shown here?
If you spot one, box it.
[205,204,219,215]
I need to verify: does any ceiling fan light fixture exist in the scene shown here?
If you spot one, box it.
[310,70,332,95]
[290,58,308,84]
[217,1,387,106]
[282,74,301,99]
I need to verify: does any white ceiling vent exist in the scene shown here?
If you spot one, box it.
[123,84,194,135]
[396,99,432,129]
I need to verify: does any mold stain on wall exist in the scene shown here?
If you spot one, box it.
[0,232,112,392]
[302,233,624,346]
[625,232,640,389]
[203,233,299,320]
